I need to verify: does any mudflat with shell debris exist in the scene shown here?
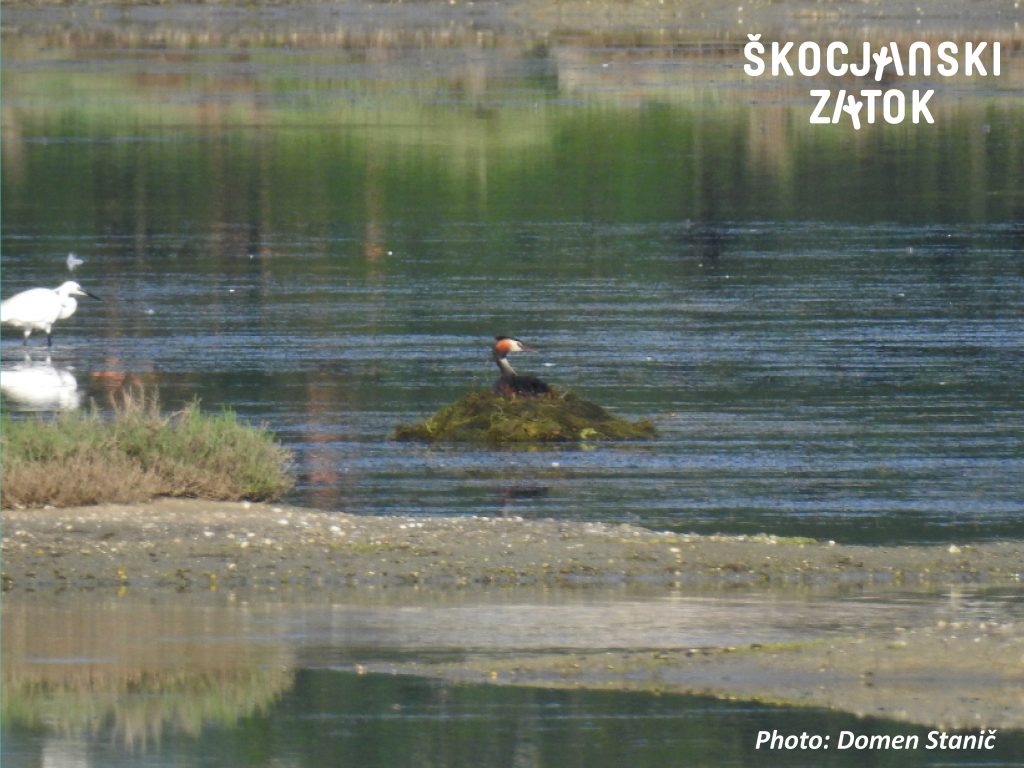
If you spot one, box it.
[4,499,1023,730]
[3,498,1023,590]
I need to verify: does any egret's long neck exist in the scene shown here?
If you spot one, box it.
[58,296,78,321]
[494,351,517,376]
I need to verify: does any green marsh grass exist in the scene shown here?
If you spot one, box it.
[1,389,293,508]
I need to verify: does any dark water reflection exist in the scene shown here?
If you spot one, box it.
[4,587,1024,767]
[9,673,1024,768]
[3,6,1023,545]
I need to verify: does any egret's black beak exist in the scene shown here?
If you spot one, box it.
[84,290,102,301]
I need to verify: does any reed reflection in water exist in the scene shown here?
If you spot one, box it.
[5,588,1024,767]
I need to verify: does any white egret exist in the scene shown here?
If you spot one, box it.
[1,280,102,347]
[66,252,84,272]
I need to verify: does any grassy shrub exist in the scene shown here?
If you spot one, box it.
[1,389,293,508]
[393,387,657,444]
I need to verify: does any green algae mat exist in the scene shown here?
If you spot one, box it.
[393,388,656,444]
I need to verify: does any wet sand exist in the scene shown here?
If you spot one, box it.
[4,499,1024,729]
[372,623,1024,731]
[4,498,1024,591]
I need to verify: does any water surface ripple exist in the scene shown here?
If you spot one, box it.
[3,18,1023,545]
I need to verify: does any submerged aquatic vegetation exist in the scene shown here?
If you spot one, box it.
[1,388,293,508]
[393,387,656,444]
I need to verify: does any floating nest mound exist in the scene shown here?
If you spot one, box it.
[393,387,656,444]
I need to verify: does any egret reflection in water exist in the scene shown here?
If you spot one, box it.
[0,353,81,411]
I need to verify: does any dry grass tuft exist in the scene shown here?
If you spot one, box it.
[2,388,294,508]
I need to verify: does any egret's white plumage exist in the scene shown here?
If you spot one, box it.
[1,280,101,346]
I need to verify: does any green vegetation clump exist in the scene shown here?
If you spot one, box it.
[1,390,293,508]
[393,387,656,444]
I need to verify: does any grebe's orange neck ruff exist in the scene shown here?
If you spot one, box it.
[493,336,534,355]
[492,336,534,376]
[491,336,551,397]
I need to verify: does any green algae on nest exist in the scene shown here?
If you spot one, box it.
[393,387,656,444]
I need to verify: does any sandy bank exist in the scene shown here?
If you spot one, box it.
[4,499,1024,730]
[371,617,1024,730]
[4,498,1024,591]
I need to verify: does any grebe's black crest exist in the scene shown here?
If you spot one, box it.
[492,336,551,398]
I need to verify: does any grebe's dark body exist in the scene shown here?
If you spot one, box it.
[495,374,550,398]
[492,336,551,398]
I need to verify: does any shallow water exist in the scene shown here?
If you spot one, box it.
[7,226,1023,544]
[3,8,1024,545]
[3,6,1024,763]
[15,670,1019,768]
[4,586,1024,767]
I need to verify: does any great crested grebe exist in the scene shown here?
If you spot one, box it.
[1,281,101,347]
[492,336,551,397]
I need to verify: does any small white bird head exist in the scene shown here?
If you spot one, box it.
[56,281,101,301]
[54,281,101,322]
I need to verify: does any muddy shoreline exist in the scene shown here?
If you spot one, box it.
[3,0,1020,45]
[371,621,1024,730]
[4,498,1024,591]
[4,499,1024,730]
